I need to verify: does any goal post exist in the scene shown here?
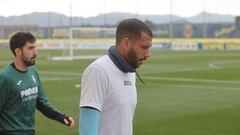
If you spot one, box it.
[51,27,116,60]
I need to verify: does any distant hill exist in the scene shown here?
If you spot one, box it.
[0,12,236,27]
[187,12,235,23]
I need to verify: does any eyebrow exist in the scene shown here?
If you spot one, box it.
[142,44,152,49]
[27,45,36,48]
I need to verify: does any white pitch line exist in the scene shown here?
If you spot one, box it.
[147,83,240,91]
[208,63,220,69]
[39,70,240,85]
[41,77,75,81]
[40,71,82,76]
[208,60,240,69]
[75,84,81,88]
[167,83,239,91]
[143,76,240,85]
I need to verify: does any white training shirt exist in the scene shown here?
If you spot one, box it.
[80,55,137,135]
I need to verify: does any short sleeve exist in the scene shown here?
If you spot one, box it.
[80,64,109,111]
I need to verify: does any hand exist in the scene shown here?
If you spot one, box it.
[64,116,75,128]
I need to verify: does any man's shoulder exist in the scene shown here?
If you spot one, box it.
[0,71,7,80]
[0,65,11,82]
[28,66,39,75]
[28,66,38,72]
[89,55,112,67]
[0,64,12,76]
[94,55,111,64]
[83,55,112,74]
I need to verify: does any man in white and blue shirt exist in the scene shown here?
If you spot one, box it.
[79,18,152,135]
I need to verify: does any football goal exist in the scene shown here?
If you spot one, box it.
[51,27,116,60]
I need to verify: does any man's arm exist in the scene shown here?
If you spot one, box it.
[80,107,100,135]
[79,65,109,135]
[34,68,75,128]
[36,84,75,128]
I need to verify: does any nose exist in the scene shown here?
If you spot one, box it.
[33,47,38,56]
[144,49,151,58]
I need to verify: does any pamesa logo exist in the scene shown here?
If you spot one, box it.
[20,86,38,102]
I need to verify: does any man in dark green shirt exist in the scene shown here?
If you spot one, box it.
[0,32,75,135]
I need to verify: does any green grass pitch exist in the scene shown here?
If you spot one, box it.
[1,48,240,135]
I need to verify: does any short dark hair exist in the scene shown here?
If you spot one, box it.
[10,32,36,56]
[116,18,152,45]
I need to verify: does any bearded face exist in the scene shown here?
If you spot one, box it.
[126,47,140,68]
[21,51,37,66]
[125,32,152,69]
[19,42,38,67]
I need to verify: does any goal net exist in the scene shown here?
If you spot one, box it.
[51,27,116,60]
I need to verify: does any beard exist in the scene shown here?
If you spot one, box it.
[22,54,36,67]
[126,48,139,69]
[126,48,147,69]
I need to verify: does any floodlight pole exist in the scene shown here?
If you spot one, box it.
[69,0,72,27]
[47,12,51,38]
[103,0,106,27]
[202,0,207,38]
[169,0,173,39]
[69,0,73,60]
[169,0,174,46]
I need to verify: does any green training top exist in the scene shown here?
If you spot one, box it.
[0,64,66,135]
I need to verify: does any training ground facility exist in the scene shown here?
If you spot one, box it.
[1,38,240,135]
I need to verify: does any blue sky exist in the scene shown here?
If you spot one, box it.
[0,0,239,17]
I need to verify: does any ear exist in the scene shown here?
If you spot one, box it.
[122,37,131,50]
[15,48,22,56]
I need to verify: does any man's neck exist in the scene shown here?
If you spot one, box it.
[116,46,127,60]
[14,58,27,72]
